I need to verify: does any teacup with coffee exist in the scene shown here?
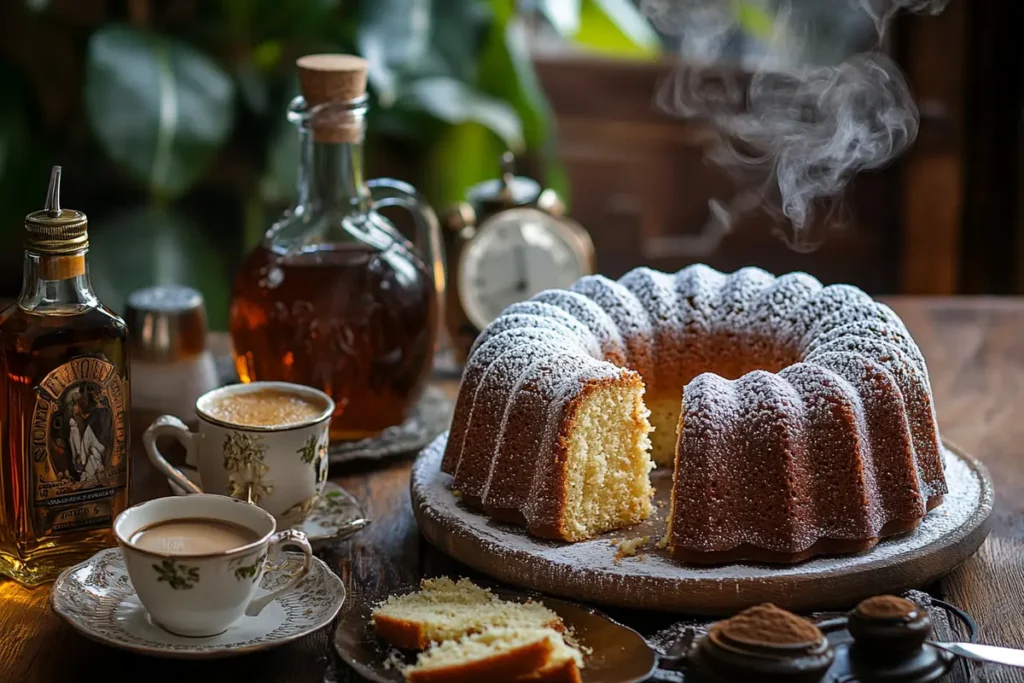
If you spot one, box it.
[115,493,313,637]
[144,382,334,526]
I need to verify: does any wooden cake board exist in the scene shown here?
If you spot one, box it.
[411,433,993,615]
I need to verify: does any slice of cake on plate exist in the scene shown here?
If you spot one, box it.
[404,627,582,683]
[372,577,564,650]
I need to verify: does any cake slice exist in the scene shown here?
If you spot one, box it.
[404,628,582,683]
[372,577,564,650]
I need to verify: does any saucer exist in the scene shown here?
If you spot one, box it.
[328,385,454,463]
[168,474,370,546]
[51,548,346,660]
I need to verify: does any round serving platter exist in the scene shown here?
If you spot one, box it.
[411,433,993,616]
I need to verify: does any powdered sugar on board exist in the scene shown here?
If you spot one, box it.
[411,432,993,615]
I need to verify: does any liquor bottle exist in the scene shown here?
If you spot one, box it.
[230,55,444,440]
[0,167,130,586]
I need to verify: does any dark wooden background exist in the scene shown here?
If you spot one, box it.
[0,0,1020,301]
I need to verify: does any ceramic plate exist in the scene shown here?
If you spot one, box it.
[51,549,345,659]
[332,583,657,683]
[168,475,370,546]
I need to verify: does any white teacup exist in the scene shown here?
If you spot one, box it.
[144,382,333,527]
[114,494,313,637]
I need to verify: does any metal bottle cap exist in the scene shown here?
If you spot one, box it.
[125,285,208,362]
[24,166,89,254]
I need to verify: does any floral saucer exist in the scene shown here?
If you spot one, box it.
[51,548,346,659]
[168,472,370,546]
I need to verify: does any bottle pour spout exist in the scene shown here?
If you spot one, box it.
[45,166,62,217]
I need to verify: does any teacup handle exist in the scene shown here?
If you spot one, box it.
[143,415,203,495]
[245,529,314,617]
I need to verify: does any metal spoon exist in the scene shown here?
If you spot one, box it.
[931,642,1024,668]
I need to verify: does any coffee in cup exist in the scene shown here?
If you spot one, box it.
[115,494,313,637]
[143,382,334,526]
[204,388,324,428]
[129,518,261,555]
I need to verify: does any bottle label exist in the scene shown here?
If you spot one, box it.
[30,357,128,536]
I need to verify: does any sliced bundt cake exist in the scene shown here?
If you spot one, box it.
[442,266,946,564]
[372,577,564,650]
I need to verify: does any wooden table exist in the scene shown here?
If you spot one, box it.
[3,297,1024,682]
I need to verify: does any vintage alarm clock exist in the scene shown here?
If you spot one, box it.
[443,153,596,363]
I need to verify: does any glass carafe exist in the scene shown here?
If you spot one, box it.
[229,55,444,440]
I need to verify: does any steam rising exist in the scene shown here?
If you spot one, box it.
[642,0,949,250]
[858,0,950,38]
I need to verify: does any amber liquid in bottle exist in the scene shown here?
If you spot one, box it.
[231,241,437,440]
[230,74,440,440]
[0,252,130,586]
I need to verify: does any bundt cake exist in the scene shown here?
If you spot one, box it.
[441,265,947,564]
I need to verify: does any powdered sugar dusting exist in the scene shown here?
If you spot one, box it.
[445,327,589,472]
[570,275,656,379]
[415,433,991,613]
[446,265,948,563]
[530,289,628,366]
[471,301,602,359]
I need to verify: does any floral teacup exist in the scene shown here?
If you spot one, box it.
[114,493,313,637]
[143,381,333,527]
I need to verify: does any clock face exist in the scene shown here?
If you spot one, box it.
[458,208,591,330]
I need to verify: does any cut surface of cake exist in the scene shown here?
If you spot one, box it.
[404,628,583,683]
[442,265,947,564]
[372,577,564,650]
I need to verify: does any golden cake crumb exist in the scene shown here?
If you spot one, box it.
[612,536,648,563]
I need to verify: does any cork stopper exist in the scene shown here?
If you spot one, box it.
[296,54,368,143]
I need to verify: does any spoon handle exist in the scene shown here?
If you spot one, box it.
[932,642,1024,668]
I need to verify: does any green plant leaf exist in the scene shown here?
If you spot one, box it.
[367,100,446,144]
[475,5,567,197]
[358,0,433,107]
[733,1,777,40]
[399,77,523,151]
[537,0,582,36]
[575,0,660,58]
[84,25,236,201]
[429,0,491,84]
[477,6,550,150]
[422,122,505,210]
[89,205,230,329]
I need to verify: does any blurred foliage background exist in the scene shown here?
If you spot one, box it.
[0,0,660,329]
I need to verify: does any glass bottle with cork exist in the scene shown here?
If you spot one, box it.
[0,167,131,586]
[230,55,445,440]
